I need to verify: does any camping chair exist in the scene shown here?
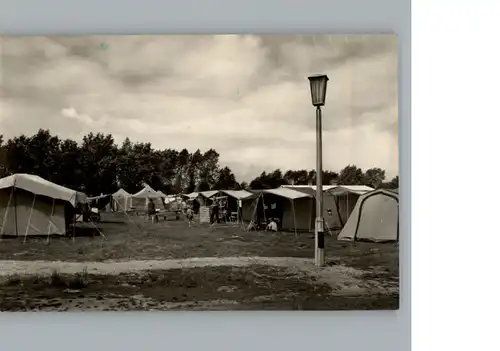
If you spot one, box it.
[230,212,238,223]
[259,219,267,229]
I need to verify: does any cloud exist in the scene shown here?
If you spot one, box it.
[0,35,398,182]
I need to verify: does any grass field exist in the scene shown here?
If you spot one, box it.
[0,212,399,311]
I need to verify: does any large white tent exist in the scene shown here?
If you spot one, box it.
[129,184,164,210]
[0,173,87,237]
[337,189,399,243]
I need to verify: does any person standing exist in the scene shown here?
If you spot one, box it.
[186,206,194,227]
[147,198,157,223]
[211,202,219,224]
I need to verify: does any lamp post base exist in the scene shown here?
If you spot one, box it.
[315,248,324,267]
[315,217,325,267]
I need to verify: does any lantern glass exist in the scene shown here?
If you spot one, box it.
[308,74,329,107]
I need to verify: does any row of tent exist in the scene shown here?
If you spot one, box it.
[99,184,172,212]
[184,185,374,231]
[0,173,399,243]
[182,185,399,242]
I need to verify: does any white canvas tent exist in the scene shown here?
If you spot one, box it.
[327,185,374,228]
[185,192,202,206]
[186,190,218,207]
[282,185,341,229]
[220,190,254,201]
[0,173,87,237]
[244,188,314,234]
[282,184,374,229]
[186,192,199,200]
[200,190,219,198]
[219,189,255,223]
[112,188,130,212]
[199,190,218,205]
[129,184,164,210]
[157,190,168,198]
[337,189,399,242]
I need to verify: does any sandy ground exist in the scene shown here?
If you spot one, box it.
[0,256,311,276]
[0,256,398,296]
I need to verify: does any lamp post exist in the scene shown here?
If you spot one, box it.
[308,74,329,267]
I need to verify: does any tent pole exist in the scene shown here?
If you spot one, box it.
[324,217,333,236]
[334,195,344,228]
[262,193,267,223]
[23,194,37,244]
[238,205,245,230]
[236,199,240,224]
[248,194,260,231]
[89,220,107,241]
[310,196,314,232]
[0,187,14,237]
[46,198,56,244]
[120,200,141,229]
[72,211,76,244]
[291,199,297,237]
[13,187,18,236]
[347,194,350,219]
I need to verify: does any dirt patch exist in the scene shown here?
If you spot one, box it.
[0,265,399,311]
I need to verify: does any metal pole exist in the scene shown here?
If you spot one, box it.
[315,106,325,267]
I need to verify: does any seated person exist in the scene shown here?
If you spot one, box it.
[265,219,278,232]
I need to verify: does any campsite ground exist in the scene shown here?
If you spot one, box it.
[0,212,399,311]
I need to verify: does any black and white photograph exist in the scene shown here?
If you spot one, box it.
[0,34,399,311]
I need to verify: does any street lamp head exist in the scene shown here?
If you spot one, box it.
[308,74,329,107]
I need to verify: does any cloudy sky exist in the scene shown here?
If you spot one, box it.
[0,35,398,182]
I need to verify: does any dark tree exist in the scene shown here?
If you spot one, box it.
[214,166,239,190]
[1,130,392,197]
[338,165,365,185]
[363,167,386,188]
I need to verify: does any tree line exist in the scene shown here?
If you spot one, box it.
[0,130,398,196]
